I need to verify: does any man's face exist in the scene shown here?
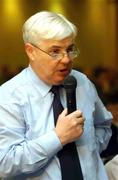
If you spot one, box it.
[25,37,76,85]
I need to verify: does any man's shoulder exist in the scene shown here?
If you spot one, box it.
[71,69,89,86]
[0,68,29,98]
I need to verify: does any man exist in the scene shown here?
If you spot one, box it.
[0,11,112,179]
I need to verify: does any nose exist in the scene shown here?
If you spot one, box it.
[61,53,72,64]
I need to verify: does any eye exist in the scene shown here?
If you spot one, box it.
[67,46,75,53]
[50,49,61,54]
[49,49,61,57]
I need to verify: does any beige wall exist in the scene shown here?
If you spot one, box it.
[0,0,118,70]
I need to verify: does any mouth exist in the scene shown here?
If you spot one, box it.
[52,68,71,85]
[58,68,70,76]
[59,68,69,73]
[60,68,68,72]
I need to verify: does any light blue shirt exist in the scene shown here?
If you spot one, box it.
[0,66,112,180]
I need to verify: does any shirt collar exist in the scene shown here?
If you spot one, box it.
[27,65,52,97]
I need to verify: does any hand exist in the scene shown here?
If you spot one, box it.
[55,108,85,146]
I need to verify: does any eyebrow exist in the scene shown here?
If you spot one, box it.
[49,44,75,50]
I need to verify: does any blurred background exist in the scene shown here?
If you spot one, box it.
[1,0,118,99]
[0,0,118,72]
[0,0,118,163]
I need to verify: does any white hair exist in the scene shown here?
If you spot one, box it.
[22,11,78,44]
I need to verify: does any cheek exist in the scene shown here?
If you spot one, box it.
[39,59,56,76]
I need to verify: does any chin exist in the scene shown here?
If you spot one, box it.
[53,77,67,85]
[51,71,71,85]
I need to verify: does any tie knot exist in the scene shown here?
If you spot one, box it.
[51,86,60,95]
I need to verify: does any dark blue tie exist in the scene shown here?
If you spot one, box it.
[51,86,83,180]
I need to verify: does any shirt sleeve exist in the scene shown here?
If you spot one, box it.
[89,82,113,153]
[0,100,62,178]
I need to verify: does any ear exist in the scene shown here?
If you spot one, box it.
[25,43,35,61]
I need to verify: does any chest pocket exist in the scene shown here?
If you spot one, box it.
[76,100,97,152]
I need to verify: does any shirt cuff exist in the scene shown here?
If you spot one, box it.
[34,129,63,158]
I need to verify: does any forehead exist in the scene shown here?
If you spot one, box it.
[39,36,75,49]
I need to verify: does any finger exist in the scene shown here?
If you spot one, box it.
[77,116,84,123]
[76,117,85,127]
[59,108,68,118]
[79,121,84,127]
[68,110,82,118]
[76,123,84,133]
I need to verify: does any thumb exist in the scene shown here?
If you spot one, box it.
[60,108,68,118]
